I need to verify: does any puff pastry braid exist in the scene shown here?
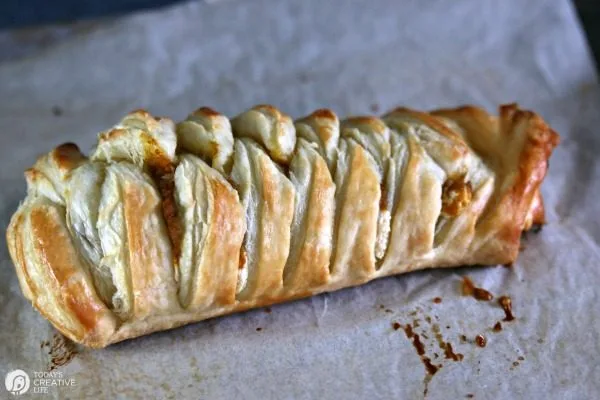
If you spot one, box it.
[7,104,559,347]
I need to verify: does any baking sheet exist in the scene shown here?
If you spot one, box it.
[1,0,599,398]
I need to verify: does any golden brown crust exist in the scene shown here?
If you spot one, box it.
[231,105,296,164]
[25,201,117,347]
[432,104,559,263]
[525,190,546,228]
[95,112,183,275]
[342,116,388,134]
[228,137,296,300]
[6,212,35,301]
[6,103,559,348]
[123,183,155,318]
[330,141,380,281]
[388,108,463,141]
[247,155,296,298]
[24,143,87,202]
[284,141,334,291]
[176,106,234,174]
[386,107,469,161]
[298,109,339,143]
[31,208,100,332]
[294,109,340,169]
[192,106,221,118]
[179,162,245,308]
[121,176,180,319]
[294,159,333,287]
[205,177,246,305]
[50,143,87,172]
[290,166,332,288]
[379,134,444,273]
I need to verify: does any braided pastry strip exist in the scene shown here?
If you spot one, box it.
[6,104,559,347]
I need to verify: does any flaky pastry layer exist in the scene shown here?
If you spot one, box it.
[6,104,559,348]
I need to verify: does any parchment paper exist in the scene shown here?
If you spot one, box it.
[1,0,599,398]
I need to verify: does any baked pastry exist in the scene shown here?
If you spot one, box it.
[6,104,559,348]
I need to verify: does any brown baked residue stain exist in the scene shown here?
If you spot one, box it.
[493,322,503,332]
[466,395,474,399]
[462,276,475,295]
[385,309,394,314]
[396,307,488,398]
[433,297,442,304]
[475,335,486,348]
[402,324,436,365]
[498,296,515,321]
[44,333,78,371]
[473,288,493,301]
[443,342,464,361]
[256,327,262,332]
[264,307,272,314]
[401,310,476,393]
[402,323,439,398]
[462,277,493,301]
[413,334,426,356]
[422,357,439,376]
[432,323,464,361]
[403,324,426,356]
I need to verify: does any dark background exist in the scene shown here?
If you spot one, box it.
[0,0,599,69]
[573,0,600,66]
[0,0,182,30]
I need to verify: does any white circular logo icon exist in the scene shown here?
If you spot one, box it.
[5,370,30,396]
